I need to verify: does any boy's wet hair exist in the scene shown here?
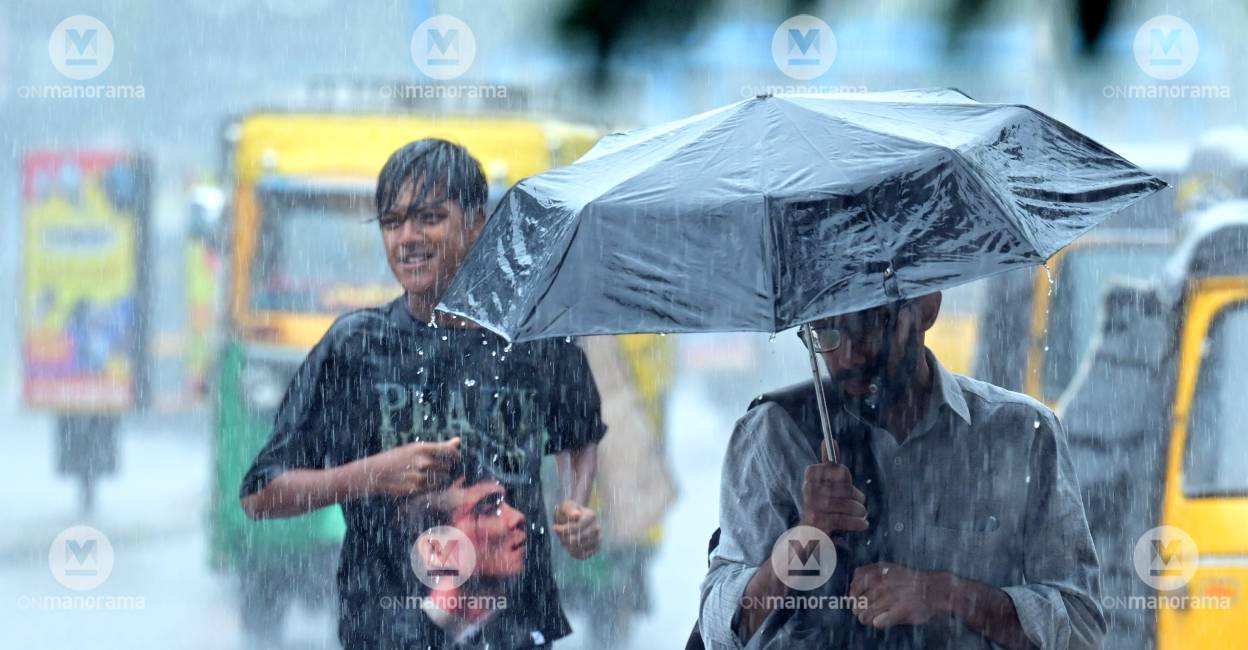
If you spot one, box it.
[375,138,488,224]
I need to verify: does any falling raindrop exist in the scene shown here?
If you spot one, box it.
[464,379,477,387]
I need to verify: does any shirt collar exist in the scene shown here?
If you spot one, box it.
[928,349,972,426]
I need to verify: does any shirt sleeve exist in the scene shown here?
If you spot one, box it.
[1001,409,1107,650]
[238,332,340,498]
[543,340,607,455]
[699,403,850,650]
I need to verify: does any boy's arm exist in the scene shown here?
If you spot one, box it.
[242,438,462,519]
[556,442,598,506]
[553,442,601,559]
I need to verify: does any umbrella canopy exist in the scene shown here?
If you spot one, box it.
[438,89,1167,342]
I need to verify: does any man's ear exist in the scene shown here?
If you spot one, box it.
[916,292,942,331]
[467,207,487,241]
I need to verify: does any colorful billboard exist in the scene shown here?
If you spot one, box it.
[21,150,148,412]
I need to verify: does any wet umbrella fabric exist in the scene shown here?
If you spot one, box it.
[439,89,1166,343]
[437,89,1166,458]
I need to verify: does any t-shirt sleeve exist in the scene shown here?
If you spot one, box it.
[543,340,607,455]
[239,333,340,498]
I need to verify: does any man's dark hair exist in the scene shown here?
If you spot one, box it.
[375,138,488,222]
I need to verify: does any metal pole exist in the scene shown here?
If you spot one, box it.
[802,323,839,465]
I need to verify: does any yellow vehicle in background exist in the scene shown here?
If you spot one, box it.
[1062,199,1248,650]
[975,180,1180,405]
[207,108,600,641]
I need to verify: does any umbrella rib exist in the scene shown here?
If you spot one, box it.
[508,105,750,338]
[778,98,1043,270]
[770,99,915,315]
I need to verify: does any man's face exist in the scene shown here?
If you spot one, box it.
[809,294,940,399]
[379,178,484,301]
[449,480,527,579]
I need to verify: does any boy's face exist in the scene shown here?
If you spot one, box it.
[449,480,527,578]
[379,177,484,301]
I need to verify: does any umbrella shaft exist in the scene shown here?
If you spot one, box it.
[802,323,840,464]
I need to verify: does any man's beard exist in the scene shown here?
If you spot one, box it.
[836,329,923,426]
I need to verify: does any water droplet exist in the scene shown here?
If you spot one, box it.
[441,335,448,341]
[1025,475,1032,484]
[565,336,573,343]
[464,379,477,387]
[504,344,513,353]
[416,367,425,375]
[1033,420,1041,429]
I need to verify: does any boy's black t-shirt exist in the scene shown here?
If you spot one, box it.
[240,297,606,649]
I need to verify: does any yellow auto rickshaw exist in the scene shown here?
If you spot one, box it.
[1062,199,1248,649]
[974,182,1180,406]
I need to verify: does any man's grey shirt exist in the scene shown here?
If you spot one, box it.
[699,352,1105,649]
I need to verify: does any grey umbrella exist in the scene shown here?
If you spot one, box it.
[438,88,1166,460]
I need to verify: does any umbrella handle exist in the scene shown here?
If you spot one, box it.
[802,323,840,465]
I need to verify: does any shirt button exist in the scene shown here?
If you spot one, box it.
[893,457,903,467]
[893,522,904,533]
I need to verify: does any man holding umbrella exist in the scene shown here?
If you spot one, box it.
[434,89,1165,650]
[697,293,1106,649]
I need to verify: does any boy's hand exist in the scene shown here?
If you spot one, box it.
[363,438,461,497]
[553,501,601,559]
